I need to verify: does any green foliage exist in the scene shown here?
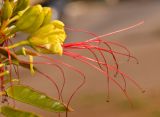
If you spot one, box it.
[0,106,40,117]
[6,85,70,113]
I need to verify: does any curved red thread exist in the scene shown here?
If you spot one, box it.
[65,26,119,73]
[38,55,86,117]
[63,51,133,105]
[86,21,144,42]
[63,44,138,62]
[63,50,144,92]
[6,47,16,107]
[36,69,61,100]
[20,60,66,102]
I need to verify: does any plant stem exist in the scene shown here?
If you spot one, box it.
[7,16,19,25]
[7,40,30,49]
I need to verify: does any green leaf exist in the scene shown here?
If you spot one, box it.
[0,105,41,117]
[6,85,73,113]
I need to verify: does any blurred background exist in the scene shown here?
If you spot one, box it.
[4,0,160,117]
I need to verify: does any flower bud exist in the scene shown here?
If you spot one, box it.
[13,0,30,15]
[15,5,44,33]
[25,11,44,33]
[41,7,52,26]
[1,0,13,20]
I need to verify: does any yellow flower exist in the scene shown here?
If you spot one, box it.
[28,20,66,55]
[8,20,66,55]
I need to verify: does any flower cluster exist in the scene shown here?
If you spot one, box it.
[7,4,66,55]
[0,0,144,117]
[0,0,69,116]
